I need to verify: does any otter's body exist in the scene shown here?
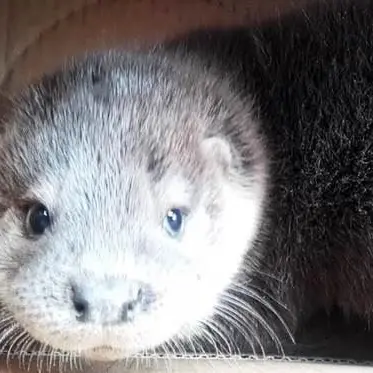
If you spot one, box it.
[0,0,373,362]
[167,0,373,333]
[162,0,373,353]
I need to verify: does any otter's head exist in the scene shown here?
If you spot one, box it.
[0,50,267,361]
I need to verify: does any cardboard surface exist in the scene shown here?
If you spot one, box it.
[0,0,309,92]
[0,356,371,373]
[0,0,367,371]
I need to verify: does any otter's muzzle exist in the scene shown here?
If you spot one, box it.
[69,278,155,325]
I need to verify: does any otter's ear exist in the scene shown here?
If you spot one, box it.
[201,136,233,172]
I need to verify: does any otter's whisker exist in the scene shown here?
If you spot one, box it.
[158,340,173,369]
[214,303,261,356]
[242,282,293,314]
[72,350,82,372]
[230,284,294,343]
[221,292,284,355]
[170,336,187,356]
[35,344,45,373]
[183,327,208,355]
[0,323,19,354]
[16,334,32,370]
[198,318,235,355]
[163,339,177,357]
[248,268,284,284]
[213,305,260,356]
[158,345,172,373]
[222,294,278,351]
[196,324,223,356]
[47,347,57,373]
[6,327,28,370]
[11,330,30,367]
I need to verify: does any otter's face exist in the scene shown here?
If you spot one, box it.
[0,52,266,361]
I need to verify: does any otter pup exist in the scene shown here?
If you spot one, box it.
[0,0,373,363]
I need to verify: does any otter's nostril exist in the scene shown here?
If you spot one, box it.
[127,302,134,312]
[121,300,138,322]
[74,298,88,314]
[71,285,89,322]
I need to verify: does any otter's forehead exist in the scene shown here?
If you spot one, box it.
[0,51,216,200]
[20,50,212,149]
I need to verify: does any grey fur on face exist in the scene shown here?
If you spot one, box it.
[3,0,373,361]
[0,48,266,360]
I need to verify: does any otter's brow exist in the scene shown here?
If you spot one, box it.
[147,149,168,182]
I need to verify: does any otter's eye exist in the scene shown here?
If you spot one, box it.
[164,208,185,237]
[26,203,51,236]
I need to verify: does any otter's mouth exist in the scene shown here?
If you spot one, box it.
[90,345,122,354]
[92,345,115,351]
[83,345,127,361]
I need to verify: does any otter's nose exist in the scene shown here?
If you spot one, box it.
[70,279,152,324]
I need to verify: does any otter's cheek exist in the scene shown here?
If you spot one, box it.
[4,250,178,355]
[0,216,39,285]
[154,274,220,335]
[4,262,71,331]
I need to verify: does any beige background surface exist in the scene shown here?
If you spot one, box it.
[0,0,351,372]
[0,0,309,92]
